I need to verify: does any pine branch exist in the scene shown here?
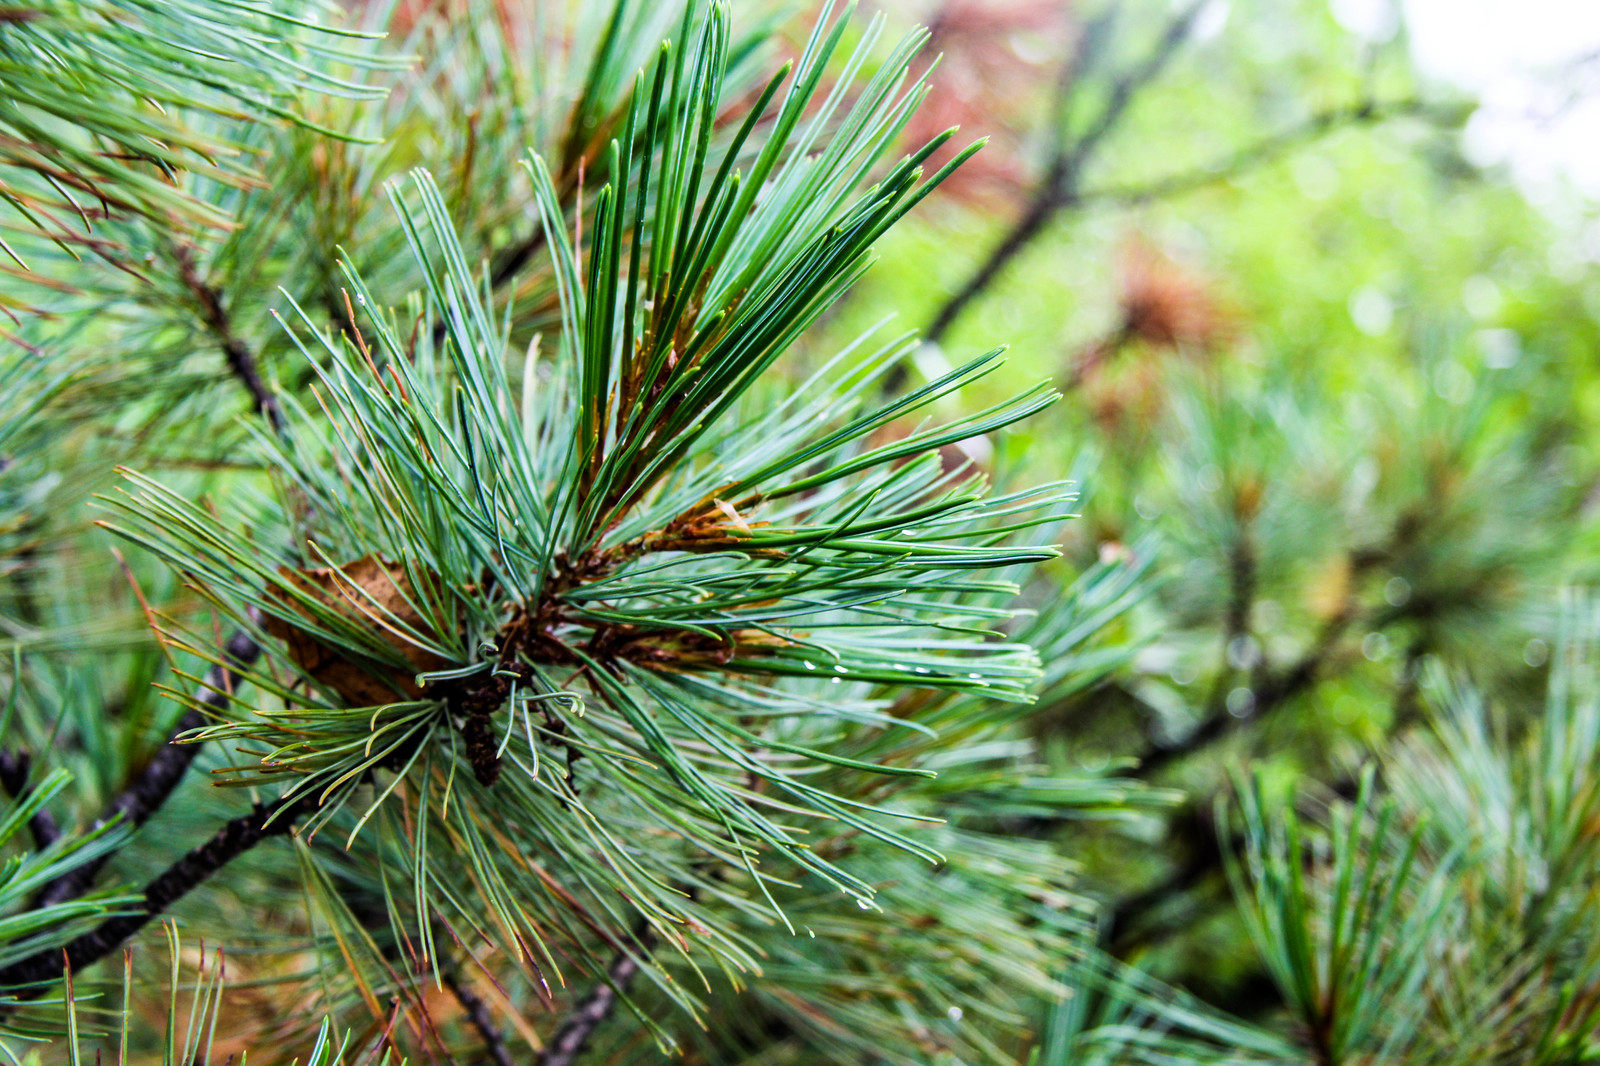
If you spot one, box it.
[93,6,1067,1041]
[29,236,284,904]
[1136,605,1352,778]
[0,0,389,272]
[0,793,311,992]
[1107,804,1223,957]
[28,233,294,902]
[535,928,656,1066]
[1112,752,1373,958]
[916,10,1447,357]
[33,626,262,907]
[442,969,515,1066]
[174,246,284,431]
[924,0,1206,347]
[1076,98,1448,210]
[1137,507,1426,777]
[338,883,519,1066]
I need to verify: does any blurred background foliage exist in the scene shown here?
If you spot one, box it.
[792,0,1600,1038]
[823,0,1600,1012]
[5,0,1600,1062]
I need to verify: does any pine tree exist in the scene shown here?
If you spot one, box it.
[8,1,1600,1064]
[0,2,1172,1062]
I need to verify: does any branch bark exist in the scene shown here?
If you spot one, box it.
[1075,98,1444,210]
[1135,606,1353,779]
[174,245,283,431]
[0,793,311,992]
[923,0,1207,348]
[443,969,515,1066]
[917,12,1445,356]
[535,928,657,1066]
[33,626,262,907]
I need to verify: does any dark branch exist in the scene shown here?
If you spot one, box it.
[917,5,1444,356]
[1076,98,1446,209]
[33,626,262,907]
[1108,768,1366,961]
[1107,803,1224,956]
[0,793,311,992]
[1054,0,1209,185]
[535,927,657,1066]
[1198,526,1258,722]
[923,0,1206,347]
[443,969,515,1066]
[174,246,283,431]
[922,182,1066,348]
[1136,607,1352,779]
[490,229,550,292]
[0,749,60,849]
[1134,506,1427,777]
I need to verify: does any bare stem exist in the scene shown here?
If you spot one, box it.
[0,794,311,992]
[174,245,283,431]
[923,0,1206,348]
[535,928,657,1066]
[443,969,515,1066]
[33,626,261,907]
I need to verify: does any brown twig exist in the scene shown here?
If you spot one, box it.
[1076,98,1448,210]
[535,927,657,1066]
[173,245,283,431]
[0,793,311,992]
[915,10,1446,360]
[923,0,1208,348]
[1136,605,1354,779]
[442,969,515,1066]
[32,626,262,907]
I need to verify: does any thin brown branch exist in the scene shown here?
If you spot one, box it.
[0,793,311,993]
[33,626,262,907]
[443,969,515,1066]
[173,245,283,431]
[917,13,1447,359]
[1136,605,1354,779]
[535,927,657,1066]
[1136,507,1424,777]
[1076,98,1448,209]
[923,0,1207,347]
[1046,8,1118,158]
[1054,0,1210,187]
[922,178,1067,348]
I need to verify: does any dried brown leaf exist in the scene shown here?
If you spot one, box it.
[265,554,453,706]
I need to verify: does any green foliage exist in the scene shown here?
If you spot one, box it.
[6,0,1600,1062]
[0,772,134,973]
[1223,769,1456,1064]
[1032,956,1293,1065]
[96,0,1066,1001]
[0,0,394,293]
[3,924,399,1065]
[0,0,1163,1062]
